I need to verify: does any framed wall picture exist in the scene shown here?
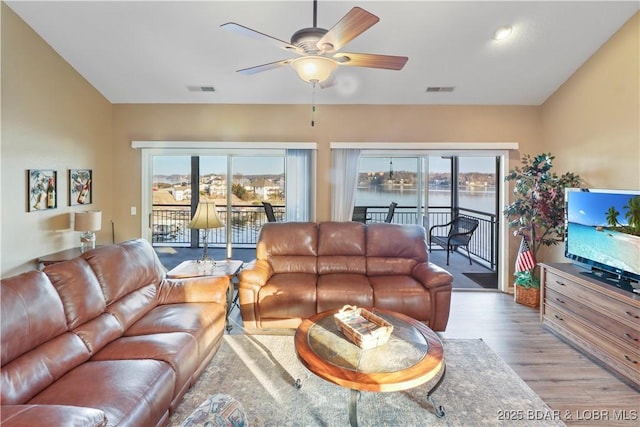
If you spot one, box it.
[69,169,92,205]
[28,169,57,211]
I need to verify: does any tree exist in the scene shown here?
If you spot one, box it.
[606,206,620,227]
[232,183,248,201]
[623,196,640,234]
[503,153,582,286]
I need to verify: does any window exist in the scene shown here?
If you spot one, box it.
[136,142,316,257]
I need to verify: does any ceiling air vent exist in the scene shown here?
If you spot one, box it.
[187,86,215,92]
[426,87,455,93]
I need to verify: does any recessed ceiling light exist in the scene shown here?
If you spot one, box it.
[493,26,513,41]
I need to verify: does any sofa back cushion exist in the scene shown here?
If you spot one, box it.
[1,272,68,365]
[317,222,366,274]
[366,223,428,276]
[82,239,163,330]
[1,271,90,404]
[257,222,318,274]
[45,258,125,354]
[82,239,164,306]
[45,258,106,330]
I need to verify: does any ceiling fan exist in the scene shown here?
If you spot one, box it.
[220,0,408,88]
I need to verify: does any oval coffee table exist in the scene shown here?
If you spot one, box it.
[294,307,446,427]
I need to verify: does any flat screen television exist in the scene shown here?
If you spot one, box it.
[565,188,640,294]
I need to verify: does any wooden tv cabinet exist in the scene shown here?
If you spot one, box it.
[540,263,640,389]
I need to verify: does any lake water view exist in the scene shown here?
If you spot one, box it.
[356,187,496,214]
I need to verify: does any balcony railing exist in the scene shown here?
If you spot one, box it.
[152,204,497,269]
[152,204,282,248]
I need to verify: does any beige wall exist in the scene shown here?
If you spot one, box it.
[1,4,113,277]
[2,6,638,278]
[113,103,541,242]
[539,12,640,263]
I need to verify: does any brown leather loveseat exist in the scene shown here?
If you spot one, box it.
[238,222,453,332]
[1,238,229,427]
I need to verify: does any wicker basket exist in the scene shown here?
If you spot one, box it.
[515,285,540,308]
[334,305,393,350]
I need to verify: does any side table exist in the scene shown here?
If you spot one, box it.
[166,259,244,330]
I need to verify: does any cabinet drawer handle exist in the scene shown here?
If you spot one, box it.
[624,355,638,364]
[554,314,564,321]
[555,281,565,286]
[624,333,638,342]
[625,311,640,319]
[555,298,565,304]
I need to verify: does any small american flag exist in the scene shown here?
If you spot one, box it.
[515,236,536,272]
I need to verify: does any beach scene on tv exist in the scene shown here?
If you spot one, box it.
[566,191,640,277]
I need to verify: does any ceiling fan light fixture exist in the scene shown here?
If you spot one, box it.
[291,56,337,83]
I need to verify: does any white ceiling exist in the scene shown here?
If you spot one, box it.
[6,1,639,105]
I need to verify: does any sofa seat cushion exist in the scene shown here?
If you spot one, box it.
[316,274,373,312]
[29,360,174,427]
[92,332,198,405]
[369,275,431,321]
[1,404,107,427]
[259,273,317,319]
[125,303,226,362]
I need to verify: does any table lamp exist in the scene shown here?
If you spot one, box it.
[74,210,102,252]
[188,202,224,261]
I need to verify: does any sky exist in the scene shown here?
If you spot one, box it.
[567,190,638,226]
[153,155,496,176]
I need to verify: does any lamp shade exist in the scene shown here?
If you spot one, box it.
[188,202,224,229]
[74,211,102,232]
[291,56,337,83]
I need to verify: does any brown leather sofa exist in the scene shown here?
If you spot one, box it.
[238,222,453,332]
[1,238,229,427]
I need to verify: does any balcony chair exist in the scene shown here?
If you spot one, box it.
[384,202,398,223]
[429,216,479,265]
[262,201,277,222]
[352,206,370,223]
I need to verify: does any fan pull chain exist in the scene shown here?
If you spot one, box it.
[311,81,317,127]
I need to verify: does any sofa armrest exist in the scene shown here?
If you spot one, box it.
[238,259,272,291]
[1,405,107,427]
[236,259,273,329]
[412,262,453,332]
[157,276,229,305]
[412,262,453,289]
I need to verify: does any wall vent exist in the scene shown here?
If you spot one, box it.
[187,86,216,92]
[426,87,455,92]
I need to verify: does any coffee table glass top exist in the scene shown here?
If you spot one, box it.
[308,311,428,374]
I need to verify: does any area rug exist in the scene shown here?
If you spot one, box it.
[463,272,499,289]
[169,335,564,427]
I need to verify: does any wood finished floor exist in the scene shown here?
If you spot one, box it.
[227,291,639,426]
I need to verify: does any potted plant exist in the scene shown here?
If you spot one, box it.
[503,153,582,307]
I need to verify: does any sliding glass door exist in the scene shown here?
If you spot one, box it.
[355,156,421,224]
[144,146,309,257]
[354,153,499,269]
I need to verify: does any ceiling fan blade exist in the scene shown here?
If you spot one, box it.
[221,22,302,54]
[333,52,408,70]
[236,59,292,75]
[317,7,379,53]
